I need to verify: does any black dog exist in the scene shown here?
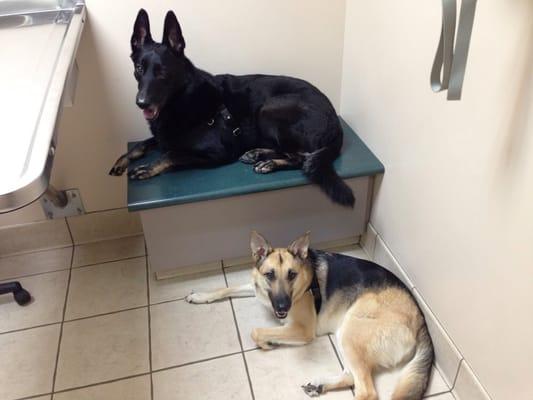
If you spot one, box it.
[109,9,354,207]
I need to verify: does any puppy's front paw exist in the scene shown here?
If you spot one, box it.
[185,291,212,304]
[302,383,324,397]
[251,328,275,350]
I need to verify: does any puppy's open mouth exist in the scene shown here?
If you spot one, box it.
[142,105,160,121]
[275,311,288,319]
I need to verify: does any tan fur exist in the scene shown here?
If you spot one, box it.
[334,288,423,399]
[187,232,432,400]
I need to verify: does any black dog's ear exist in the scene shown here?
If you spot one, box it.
[162,11,185,54]
[131,9,153,52]
[288,232,310,260]
[250,231,272,265]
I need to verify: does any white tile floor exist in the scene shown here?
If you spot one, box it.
[0,235,455,400]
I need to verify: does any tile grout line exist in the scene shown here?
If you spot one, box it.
[0,321,62,336]
[64,304,149,324]
[423,392,454,399]
[3,296,192,338]
[327,334,355,396]
[144,240,154,400]
[64,218,75,247]
[73,232,144,247]
[0,244,72,262]
[72,253,147,271]
[0,235,145,282]
[0,236,147,282]
[222,261,256,400]
[50,230,75,398]
[13,392,53,400]
[0,266,72,282]
[75,205,128,216]
[1,253,142,296]
[449,359,464,392]
[48,372,152,397]
[327,334,344,369]
[152,351,244,375]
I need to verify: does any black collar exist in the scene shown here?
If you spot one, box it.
[308,271,322,314]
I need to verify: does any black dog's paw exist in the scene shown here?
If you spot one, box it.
[253,160,276,174]
[128,165,155,180]
[239,149,261,164]
[301,383,324,397]
[109,157,128,176]
[240,148,278,164]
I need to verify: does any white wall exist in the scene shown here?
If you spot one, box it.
[0,0,347,226]
[341,1,533,399]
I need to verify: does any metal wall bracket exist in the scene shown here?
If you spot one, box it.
[40,187,85,219]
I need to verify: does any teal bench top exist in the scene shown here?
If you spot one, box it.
[127,118,384,211]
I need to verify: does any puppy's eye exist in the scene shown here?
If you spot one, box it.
[264,271,275,281]
[288,270,298,281]
[135,65,143,75]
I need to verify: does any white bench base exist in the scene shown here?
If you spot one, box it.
[141,176,374,278]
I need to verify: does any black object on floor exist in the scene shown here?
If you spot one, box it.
[0,282,31,305]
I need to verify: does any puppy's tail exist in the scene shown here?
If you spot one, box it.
[302,146,355,207]
[392,324,434,400]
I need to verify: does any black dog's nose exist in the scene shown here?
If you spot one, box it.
[136,96,149,109]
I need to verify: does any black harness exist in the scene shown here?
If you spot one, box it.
[207,105,241,137]
[308,271,322,314]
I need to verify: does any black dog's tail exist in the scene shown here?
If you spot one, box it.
[302,146,355,207]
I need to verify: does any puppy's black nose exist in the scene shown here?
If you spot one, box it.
[276,302,289,313]
[136,96,149,109]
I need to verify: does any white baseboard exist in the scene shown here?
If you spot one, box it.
[156,236,361,278]
[365,223,491,400]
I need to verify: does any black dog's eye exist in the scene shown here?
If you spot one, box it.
[135,64,143,75]
[153,65,166,79]
[288,270,298,281]
[264,271,275,281]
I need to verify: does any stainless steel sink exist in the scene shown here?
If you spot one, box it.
[0,0,76,15]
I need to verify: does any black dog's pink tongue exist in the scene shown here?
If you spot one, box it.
[143,108,155,119]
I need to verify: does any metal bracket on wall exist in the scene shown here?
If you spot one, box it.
[40,186,85,219]
[431,0,477,100]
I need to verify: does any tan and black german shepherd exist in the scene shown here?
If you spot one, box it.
[186,232,434,400]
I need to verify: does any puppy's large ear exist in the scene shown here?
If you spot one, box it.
[162,11,185,54]
[131,9,153,52]
[250,231,272,265]
[288,232,310,260]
